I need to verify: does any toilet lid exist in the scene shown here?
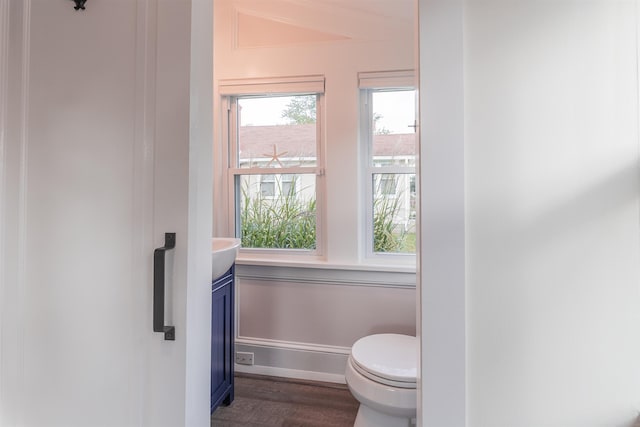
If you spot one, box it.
[350,334,417,388]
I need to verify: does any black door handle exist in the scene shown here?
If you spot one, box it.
[154,233,176,340]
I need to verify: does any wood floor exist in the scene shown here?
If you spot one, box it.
[210,374,359,427]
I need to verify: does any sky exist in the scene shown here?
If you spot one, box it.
[239,91,416,134]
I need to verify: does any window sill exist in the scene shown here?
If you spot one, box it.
[235,256,416,288]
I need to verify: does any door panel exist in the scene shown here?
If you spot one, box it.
[0,0,213,426]
[23,3,141,426]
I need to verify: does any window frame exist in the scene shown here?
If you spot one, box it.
[359,71,416,261]
[220,77,326,259]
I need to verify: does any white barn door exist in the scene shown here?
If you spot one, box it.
[0,0,213,426]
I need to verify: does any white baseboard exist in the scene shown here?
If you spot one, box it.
[234,338,350,384]
[235,364,346,384]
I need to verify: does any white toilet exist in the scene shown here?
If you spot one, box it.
[345,333,417,427]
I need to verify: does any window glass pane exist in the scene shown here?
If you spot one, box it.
[237,95,317,168]
[372,173,416,253]
[371,90,416,168]
[238,174,316,250]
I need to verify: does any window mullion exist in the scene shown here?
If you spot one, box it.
[229,166,322,176]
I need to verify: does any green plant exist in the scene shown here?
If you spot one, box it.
[373,194,408,252]
[240,179,316,249]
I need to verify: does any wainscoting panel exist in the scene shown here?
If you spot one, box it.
[234,270,416,381]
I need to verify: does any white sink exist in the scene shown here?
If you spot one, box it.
[211,237,241,279]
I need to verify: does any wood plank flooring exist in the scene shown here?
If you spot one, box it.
[210,374,359,427]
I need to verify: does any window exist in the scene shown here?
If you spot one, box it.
[260,175,275,197]
[281,174,295,196]
[258,174,295,199]
[360,72,416,256]
[220,77,325,253]
[378,174,398,196]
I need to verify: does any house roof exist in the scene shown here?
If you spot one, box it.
[238,124,415,160]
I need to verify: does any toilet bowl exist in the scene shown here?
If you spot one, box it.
[345,334,417,427]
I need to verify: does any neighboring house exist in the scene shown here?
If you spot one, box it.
[238,124,416,229]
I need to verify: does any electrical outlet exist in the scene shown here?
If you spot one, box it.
[236,351,254,365]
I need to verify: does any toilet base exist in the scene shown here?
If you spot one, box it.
[353,404,412,427]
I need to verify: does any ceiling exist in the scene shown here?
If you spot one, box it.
[231,0,415,43]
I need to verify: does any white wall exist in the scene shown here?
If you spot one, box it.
[185,0,214,424]
[213,0,415,263]
[419,1,640,426]
[464,1,640,426]
[213,0,416,380]
[417,0,466,425]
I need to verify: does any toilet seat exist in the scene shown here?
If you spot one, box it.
[350,334,417,389]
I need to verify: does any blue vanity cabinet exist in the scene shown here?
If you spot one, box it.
[210,266,234,414]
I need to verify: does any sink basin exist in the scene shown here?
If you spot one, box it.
[212,238,241,279]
